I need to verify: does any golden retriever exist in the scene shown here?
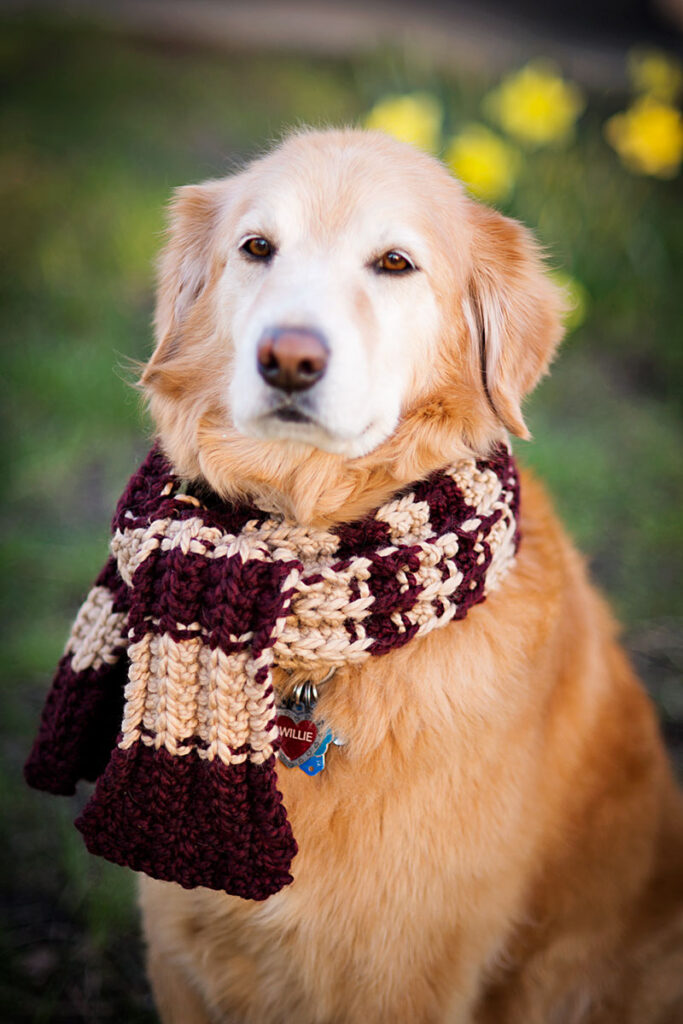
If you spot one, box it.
[137,129,683,1023]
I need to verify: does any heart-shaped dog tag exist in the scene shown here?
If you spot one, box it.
[276,706,325,768]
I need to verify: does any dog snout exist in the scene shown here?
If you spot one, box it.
[256,327,329,393]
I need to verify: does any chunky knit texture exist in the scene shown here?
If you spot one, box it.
[25,443,521,900]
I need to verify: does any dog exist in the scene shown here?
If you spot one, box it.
[137,129,683,1023]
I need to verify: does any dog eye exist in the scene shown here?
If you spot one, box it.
[375,250,415,274]
[241,236,274,260]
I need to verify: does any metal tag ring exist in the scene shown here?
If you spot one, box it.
[291,667,336,708]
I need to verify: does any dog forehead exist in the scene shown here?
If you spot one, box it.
[233,131,456,247]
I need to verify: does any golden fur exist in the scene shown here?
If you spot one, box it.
[138,129,683,1023]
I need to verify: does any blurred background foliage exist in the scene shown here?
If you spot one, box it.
[1,7,681,1020]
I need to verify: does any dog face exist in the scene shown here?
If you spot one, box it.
[142,129,564,522]
[225,152,446,459]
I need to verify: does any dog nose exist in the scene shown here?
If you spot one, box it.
[256,327,329,392]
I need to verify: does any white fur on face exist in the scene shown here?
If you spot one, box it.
[220,174,441,458]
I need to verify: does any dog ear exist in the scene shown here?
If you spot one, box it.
[143,180,227,381]
[463,204,565,439]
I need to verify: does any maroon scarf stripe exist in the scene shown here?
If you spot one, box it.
[94,557,132,613]
[125,546,299,652]
[76,743,296,901]
[112,447,271,538]
[24,653,128,795]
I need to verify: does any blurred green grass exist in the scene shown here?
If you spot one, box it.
[1,12,681,1021]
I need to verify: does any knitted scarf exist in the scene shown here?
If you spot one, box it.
[25,443,520,901]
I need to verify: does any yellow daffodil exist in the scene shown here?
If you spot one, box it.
[549,270,589,333]
[605,97,683,178]
[628,48,682,102]
[364,92,443,153]
[445,124,521,201]
[485,61,584,147]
